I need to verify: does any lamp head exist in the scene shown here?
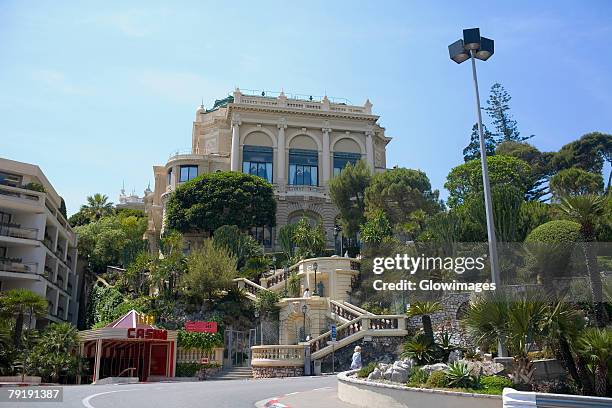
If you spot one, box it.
[463,28,481,50]
[313,262,318,271]
[448,39,469,64]
[475,36,494,61]
[302,304,308,314]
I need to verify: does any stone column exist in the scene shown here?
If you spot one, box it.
[277,118,287,184]
[322,125,332,184]
[230,113,241,172]
[365,127,374,170]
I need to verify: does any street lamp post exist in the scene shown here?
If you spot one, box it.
[449,28,506,357]
[448,28,500,287]
[312,262,318,296]
[301,304,308,342]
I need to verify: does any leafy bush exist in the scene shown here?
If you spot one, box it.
[177,330,223,351]
[447,361,477,388]
[407,367,429,386]
[23,182,45,193]
[425,371,449,388]
[175,362,221,377]
[287,272,301,297]
[255,290,280,314]
[401,334,438,365]
[356,362,377,378]
[480,375,512,389]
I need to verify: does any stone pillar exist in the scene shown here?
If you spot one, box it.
[93,339,102,383]
[277,118,287,184]
[365,127,374,170]
[230,114,241,172]
[322,125,332,184]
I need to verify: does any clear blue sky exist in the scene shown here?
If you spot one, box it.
[1,1,611,215]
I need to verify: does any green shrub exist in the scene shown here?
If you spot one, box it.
[175,362,221,377]
[407,367,429,386]
[480,375,512,389]
[23,182,45,193]
[356,362,377,378]
[177,330,223,351]
[425,371,448,388]
[447,361,477,388]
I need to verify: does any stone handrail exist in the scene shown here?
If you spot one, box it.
[233,277,269,299]
[251,345,305,367]
[330,299,361,322]
[342,301,374,316]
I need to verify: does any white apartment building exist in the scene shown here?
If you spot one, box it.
[0,158,79,328]
[145,89,391,250]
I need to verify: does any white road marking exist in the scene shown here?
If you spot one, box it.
[81,388,139,408]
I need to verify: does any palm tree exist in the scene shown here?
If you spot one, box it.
[578,328,612,397]
[559,194,608,327]
[407,301,442,344]
[81,193,113,221]
[0,289,47,348]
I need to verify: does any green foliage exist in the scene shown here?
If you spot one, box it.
[356,362,377,378]
[80,193,114,223]
[526,220,582,245]
[288,272,301,297]
[175,362,220,377]
[401,334,438,365]
[360,210,393,244]
[365,167,442,234]
[59,198,67,218]
[518,201,551,239]
[445,155,533,207]
[176,329,223,351]
[329,160,372,237]
[75,211,148,273]
[485,83,528,143]
[478,375,513,394]
[182,239,237,302]
[463,123,497,162]
[553,132,611,175]
[166,171,276,234]
[0,289,47,349]
[577,328,612,397]
[408,367,430,386]
[255,290,280,315]
[550,168,604,198]
[213,225,263,270]
[85,285,125,328]
[25,323,81,383]
[425,370,449,388]
[278,223,298,259]
[446,361,477,388]
[292,217,326,259]
[23,182,46,193]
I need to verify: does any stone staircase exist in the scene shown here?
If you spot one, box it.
[208,366,253,381]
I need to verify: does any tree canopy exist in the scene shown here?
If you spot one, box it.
[444,155,532,208]
[365,167,442,233]
[463,123,497,162]
[550,168,604,198]
[166,172,276,234]
[328,160,372,237]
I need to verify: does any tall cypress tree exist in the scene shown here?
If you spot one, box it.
[463,123,497,162]
[485,83,531,142]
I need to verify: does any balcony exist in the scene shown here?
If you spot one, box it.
[0,183,43,204]
[283,185,327,196]
[0,223,38,240]
[0,258,38,274]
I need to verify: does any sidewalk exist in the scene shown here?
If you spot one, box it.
[254,386,357,408]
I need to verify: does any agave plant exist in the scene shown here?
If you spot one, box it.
[401,334,438,365]
[578,328,612,397]
[446,361,477,388]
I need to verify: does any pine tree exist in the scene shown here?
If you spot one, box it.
[463,123,497,162]
[485,83,530,142]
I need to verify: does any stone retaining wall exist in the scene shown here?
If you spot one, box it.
[252,366,304,379]
[319,336,406,373]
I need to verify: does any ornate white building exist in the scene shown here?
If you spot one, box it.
[144,89,391,250]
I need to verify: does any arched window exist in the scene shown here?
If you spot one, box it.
[242,145,273,183]
[289,149,318,186]
[333,152,361,177]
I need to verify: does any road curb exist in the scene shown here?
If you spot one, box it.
[254,397,290,408]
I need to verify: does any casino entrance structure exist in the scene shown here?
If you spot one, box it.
[78,310,177,384]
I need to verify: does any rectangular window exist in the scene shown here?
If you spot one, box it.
[0,171,22,188]
[250,226,273,248]
[289,149,318,186]
[333,152,362,177]
[179,165,198,182]
[167,168,173,185]
[243,145,273,183]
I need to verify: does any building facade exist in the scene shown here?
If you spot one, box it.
[145,89,391,250]
[0,158,80,328]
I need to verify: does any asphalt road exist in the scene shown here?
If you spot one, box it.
[0,376,340,408]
